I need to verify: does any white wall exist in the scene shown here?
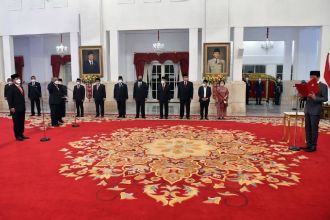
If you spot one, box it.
[13,34,70,82]
[119,30,190,82]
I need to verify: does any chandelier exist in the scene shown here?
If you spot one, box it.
[152,30,165,54]
[261,27,274,50]
[56,34,68,56]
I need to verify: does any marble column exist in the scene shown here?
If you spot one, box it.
[189,28,199,81]
[283,40,293,81]
[2,35,15,80]
[232,27,244,81]
[110,30,119,82]
[70,32,80,81]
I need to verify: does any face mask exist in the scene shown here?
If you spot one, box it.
[31,79,36,82]
[220,84,224,87]
[55,81,59,85]
[118,80,123,83]
[202,83,206,87]
[15,79,21,84]
[77,82,81,85]
[96,81,100,85]
[161,81,165,84]
[58,82,62,85]
[138,79,142,81]
[8,82,13,85]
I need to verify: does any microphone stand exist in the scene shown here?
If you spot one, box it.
[40,96,50,142]
[289,85,300,151]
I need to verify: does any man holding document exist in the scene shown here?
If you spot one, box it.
[296,71,328,152]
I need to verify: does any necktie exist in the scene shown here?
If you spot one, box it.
[32,82,35,86]
[138,82,141,88]
[184,81,187,86]
[97,85,99,90]
[162,84,165,90]
[17,86,23,95]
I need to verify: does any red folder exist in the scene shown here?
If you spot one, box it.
[295,78,320,97]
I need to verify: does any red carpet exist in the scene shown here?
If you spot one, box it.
[0,116,330,220]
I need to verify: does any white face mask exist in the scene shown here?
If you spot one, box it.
[54,81,59,85]
[77,82,81,85]
[8,81,13,85]
[118,80,123,83]
[161,81,165,84]
[15,79,21,84]
[202,83,206,87]
[96,81,100,85]
[31,79,36,82]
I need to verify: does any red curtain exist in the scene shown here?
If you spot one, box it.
[133,52,189,78]
[14,56,24,79]
[50,55,71,77]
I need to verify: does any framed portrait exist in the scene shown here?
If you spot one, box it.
[79,46,103,78]
[203,43,231,77]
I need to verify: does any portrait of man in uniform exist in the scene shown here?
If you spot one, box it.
[203,43,230,76]
[79,46,103,77]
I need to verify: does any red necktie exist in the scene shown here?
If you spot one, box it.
[17,86,23,95]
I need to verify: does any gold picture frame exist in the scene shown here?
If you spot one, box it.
[203,43,231,77]
[79,46,103,78]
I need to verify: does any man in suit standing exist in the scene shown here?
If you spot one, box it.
[114,76,128,118]
[48,77,62,127]
[73,78,85,117]
[157,77,171,119]
[133,75,148,118]
[58,78,67,122]
[274,78,283,105]
[7,74,29,141]
[303,70,328,152]
[83,51,100,74]
[178,75,194,119]
[198,79,212,120]
[4,78,13,116]
[245,77,251,105]
[93,77,106,118]
[28,75,42,116]
[255,78,264,105]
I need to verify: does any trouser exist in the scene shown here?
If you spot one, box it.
[117,100,126,117]
[30,98,41,115]
[256,93,262,105]
[305,113,320,149]
[12,110,25,138]
[246,92,250,104]
[159,101,169,118]
[180,99,191,118]
[95,99,105,116]
[135,100,145,118]
[200,101,209,118]
[50,104,60,126]
[76,101,84,116]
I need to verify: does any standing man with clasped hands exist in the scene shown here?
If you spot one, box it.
[178,75,194,119]
[133,75,148,119]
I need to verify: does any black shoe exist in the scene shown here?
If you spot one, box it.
[76,115,80,117]
[21,136,30,139]
[16,137,24,141]
[186,117,190,119]
[135,116,139,118]
[101,115,104,118]
[30,114,35,116]
[37,114,41,116]
[59,120,64,123]
[160,117,163,119]
[122,116,126,118]
[205,117,209,120]
[165,117,168,119]
[117,116,122,118]
[52,124,60,127]
[95,115,99,118]
[218,117,221,120]
[142,116,146,119]
[81,115,84,117]
[303,148,316,152]
[200,117,203,120]
[180,117,183,119]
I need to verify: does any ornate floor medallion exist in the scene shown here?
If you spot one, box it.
[59,125,307,206]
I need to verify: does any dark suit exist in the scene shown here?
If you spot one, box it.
[4,84,12,115]
[198,86,212,119]
[274,82,283,105]
[83,60,100,74]
[73,85,85,117]
[48,82,62,126]
[304,82,328,150]
[178,81,194,118]
[28,81,41,115]
[93,84,106,117]
[133,81,148,118]
[255,81,264,105]
[114,83,128,117]
[7,85,26,138]
[157,83,171,118]
[59,84,67,118]
[245,80,251,104]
